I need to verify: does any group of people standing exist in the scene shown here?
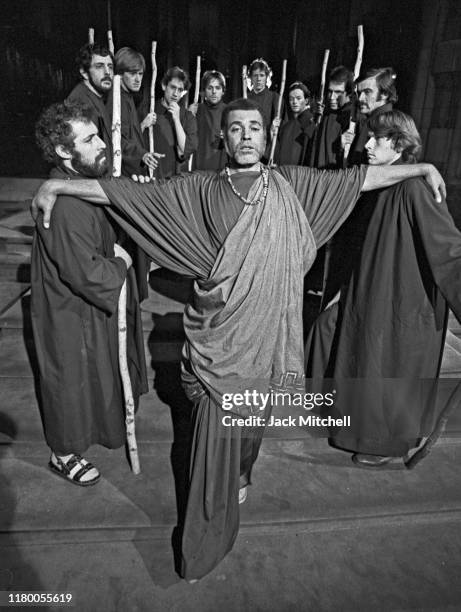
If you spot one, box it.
[29,39,460,582]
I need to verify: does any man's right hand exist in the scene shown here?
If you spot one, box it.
[114,243,132,269]
[142,151,165,171]
[188,102,199,116]
[31,179,59,229]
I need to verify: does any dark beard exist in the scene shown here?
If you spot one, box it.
[72,150,108,177]
[88,72,112,97]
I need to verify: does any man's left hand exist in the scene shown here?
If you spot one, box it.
[423,164,446,203]
[31,180,58,229]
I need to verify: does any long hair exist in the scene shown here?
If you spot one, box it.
[368,110,422,163]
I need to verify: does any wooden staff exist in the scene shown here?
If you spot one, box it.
[148,41,157,179]
[316,49,330,125]
[188,55,201,171]
[344,25,364,161]
[107,0,114,55]
[88,28,94,46]
[112,75,140,474]
[268,59,287,166]
[242,65,248,98]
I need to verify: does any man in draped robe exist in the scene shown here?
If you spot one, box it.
[31,98,445,581]
[305,110,461,467]
[32,101,147,486]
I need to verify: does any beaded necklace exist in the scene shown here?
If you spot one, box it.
[224,164,269,206]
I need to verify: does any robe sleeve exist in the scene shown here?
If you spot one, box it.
[99,175,215,278]
[36,197,127,314]
[407,178,461,321]
[276,165,367,248]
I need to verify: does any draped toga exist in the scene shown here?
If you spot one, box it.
[99,164,366,579]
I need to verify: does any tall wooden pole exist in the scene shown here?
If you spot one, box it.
[148,41,157,179]
[112,74,140,475]
[188,55,201,171]
[242,65,248,98]
[88,28,94,46]
[268,59,287,166]
[107,0,114,55]
[316,49,330,125]
[344,25,364,161]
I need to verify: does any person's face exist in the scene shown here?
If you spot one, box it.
[250,69,267,94]
[82,54,113,95]
[327,81,350,110]
[357,77,387,115]
[204,78,224,106]
[162,77,185,105]
[121,69,144,93]
[365,132,400,166]
[66,120,108,177]
[288,88,308,117]
[223,109,266,168]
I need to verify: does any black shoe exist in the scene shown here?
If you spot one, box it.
[352,453,393,468]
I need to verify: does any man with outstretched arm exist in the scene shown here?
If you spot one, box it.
[31,98,445,582]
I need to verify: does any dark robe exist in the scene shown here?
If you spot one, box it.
[153,100,198,178]
[275,109,315,166]
[67,82,113,174]
[247,88,283,160]
[106,88,151,300]
[305,176,461,456]
[106,88,148,177]
[308,103,353,169]
[192,101,227,170]
[99,164,366,580]
[322,102,394,304]
[347,102,393,167]
[31,167,148,455]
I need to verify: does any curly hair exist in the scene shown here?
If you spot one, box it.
[76,43,113,75]
[35,101,93,165]
[161,66,190,90]
[368,110,422,163]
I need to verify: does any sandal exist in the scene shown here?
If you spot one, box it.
[48,453,100,486]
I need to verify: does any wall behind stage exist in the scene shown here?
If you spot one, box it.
[1,0,423,176]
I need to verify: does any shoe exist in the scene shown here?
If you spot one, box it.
[352,453,393,468]
[239,486,248,504]
[49,453,100,486]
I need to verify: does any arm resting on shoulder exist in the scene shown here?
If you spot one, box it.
[31,179,110,228]
[362,163,446,203]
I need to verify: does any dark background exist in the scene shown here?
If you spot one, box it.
[0,0,423,176]
[0,0,459,185]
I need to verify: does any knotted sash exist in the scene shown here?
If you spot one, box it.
[182,168,317,415]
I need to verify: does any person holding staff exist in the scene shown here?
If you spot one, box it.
[150,66,198,178]
[31,101,147,486]
[32,98,446,580]
[67,43,114,174]
[189,70,227,170]
[107,47,162,177]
